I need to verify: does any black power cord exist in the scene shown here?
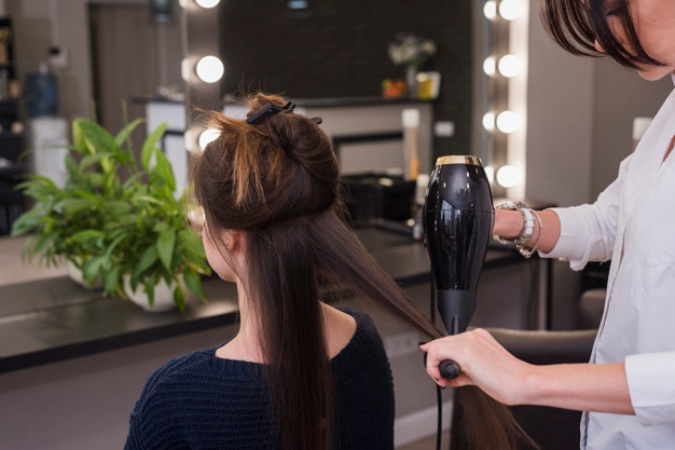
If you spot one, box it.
[428,272,444,450]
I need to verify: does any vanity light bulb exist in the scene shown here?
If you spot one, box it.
[483,56,496,77]
[195,0,220,8]
[496,110,520,134]
[484,165,495,184]
[482,112,496,132]
[195,55,224,83]
[499,0,523,21]
[498,54,523,78]
[496,165,520,188]
[198,129,220,151]
[483,1,497,20]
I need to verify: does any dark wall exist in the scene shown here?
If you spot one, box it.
[219,0,473,158]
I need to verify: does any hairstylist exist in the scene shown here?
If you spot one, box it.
[421,0,675,448]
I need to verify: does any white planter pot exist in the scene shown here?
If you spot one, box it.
[123,275,183,312]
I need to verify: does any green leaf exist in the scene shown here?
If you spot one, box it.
[79,153,111,171]
[153,222,169,233]
[11,210,43,236]
[85,172,105,188]
[103,233,127,261]
[77,119,120,155]
[183,268,206,303]
[146,273,157,308]
[24,234,54,261]
[65,154,80,178]
[178,229,206,258]
[173,285,186,311]
[151,149,176,192]
[141,123,168,172]
[71,119,88,154]
[67,229,104,244]
[106,201,132,216]
[60,198,94,215]
[135,246,159,275]
[16,175,60,201]
[122,172,145,190]
[83,255,106,285]
[157,228,176,271]
[104,266,121,294]
[115,118,144,148]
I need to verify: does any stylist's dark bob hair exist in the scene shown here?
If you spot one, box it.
[541,0,663,70]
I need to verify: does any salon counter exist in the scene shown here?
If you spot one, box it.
[0,228,524,374]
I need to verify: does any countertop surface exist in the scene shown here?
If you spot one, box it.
[0,228,520,374]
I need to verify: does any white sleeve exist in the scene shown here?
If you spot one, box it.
[625,352,675,425]
[537,154,633,271]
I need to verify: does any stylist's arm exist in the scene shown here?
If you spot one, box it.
[420,330,635,414]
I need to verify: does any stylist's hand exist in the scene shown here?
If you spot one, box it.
[420,328,533,406]
[493,208,523,240]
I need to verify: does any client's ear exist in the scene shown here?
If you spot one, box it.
[224,229,242,252]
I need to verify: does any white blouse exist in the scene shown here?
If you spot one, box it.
[543,79,675,449]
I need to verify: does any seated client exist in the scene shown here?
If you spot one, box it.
[123,93,442,450]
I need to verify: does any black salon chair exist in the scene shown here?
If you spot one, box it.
[477,288,606,450]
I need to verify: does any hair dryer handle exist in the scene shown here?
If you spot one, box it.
[439,359,460,379]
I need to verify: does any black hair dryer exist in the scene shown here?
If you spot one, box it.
[423,156,494,378]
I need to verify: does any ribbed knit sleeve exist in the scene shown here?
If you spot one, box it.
[124,308,395,450]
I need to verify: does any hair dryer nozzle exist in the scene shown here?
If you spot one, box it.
[437,289,476,334]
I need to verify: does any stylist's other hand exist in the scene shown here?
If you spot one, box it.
[419,328,532,406]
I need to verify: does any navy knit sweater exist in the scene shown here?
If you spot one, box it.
[124,309,395,449]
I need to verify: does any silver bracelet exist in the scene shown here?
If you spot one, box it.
[517,209,542,258]
[494,202,534,246]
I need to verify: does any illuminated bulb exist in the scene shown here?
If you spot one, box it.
[484,166,495,184]
[483,1,497,20]
[499,0,523,20]
[498,54,523,78]
[482,112,496,132]
[496,165,520,188]
[195,55,224,83]
[198,129,220,151]
[181,58,192,81]
[483,56,496,76]
[195,0,220,8]
[496,110,520,133]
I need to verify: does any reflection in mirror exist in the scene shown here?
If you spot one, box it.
[216,0,474,161]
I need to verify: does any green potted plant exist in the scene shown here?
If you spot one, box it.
[11,118,211,311]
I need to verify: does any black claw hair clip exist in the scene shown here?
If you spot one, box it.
[245,100,324,125]
[246,101,296,124]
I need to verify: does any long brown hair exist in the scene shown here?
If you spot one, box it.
[192,93,534,450]
[540,0,663,70]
